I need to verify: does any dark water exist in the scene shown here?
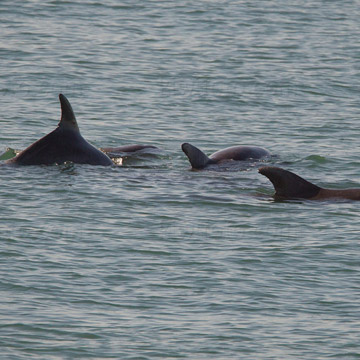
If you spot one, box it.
[1,1,360,359]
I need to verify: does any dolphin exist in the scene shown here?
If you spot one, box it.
[6,94,113,166]
[182,143,270,169]
[101,144,159,157]
[259,166,360,201]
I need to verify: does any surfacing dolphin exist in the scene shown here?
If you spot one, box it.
[101,144,159,158]
[182,143,270,169]
[259,166,360,201]
[6,94,113,166]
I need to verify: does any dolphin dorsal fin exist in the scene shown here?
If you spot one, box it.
[181,143,212,169]
[259,166,321,199]
[58,94,79,132]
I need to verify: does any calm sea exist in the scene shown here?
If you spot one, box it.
[1,1,360,359]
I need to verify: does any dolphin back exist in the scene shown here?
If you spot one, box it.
[8,128,112,166]
[259,166,321,199]
[210,146,270,162]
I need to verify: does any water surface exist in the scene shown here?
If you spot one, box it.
[1,1,360,359]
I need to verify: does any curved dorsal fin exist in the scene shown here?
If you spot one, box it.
[181,143,212,169]
[259,166,321,199]
[58,94,79,132]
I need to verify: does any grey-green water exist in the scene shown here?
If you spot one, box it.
[1,1,360,359]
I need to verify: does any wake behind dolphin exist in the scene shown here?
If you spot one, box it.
[6,94,113,166]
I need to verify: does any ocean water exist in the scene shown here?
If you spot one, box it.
[1,1,360,359]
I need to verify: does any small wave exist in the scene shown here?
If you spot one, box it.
[0,148,17,161]
[304,154,328,164]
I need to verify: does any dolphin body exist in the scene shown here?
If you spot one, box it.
[182,143,270,169]
[101,144,159,158]
[259,166,360,201]
[6,94,113,166]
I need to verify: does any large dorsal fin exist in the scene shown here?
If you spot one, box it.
[181,143,213,169]
[58,94,79,132]
[259,166,321,199]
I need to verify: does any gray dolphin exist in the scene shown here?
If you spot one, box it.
[6,94,113,166]
[182,143,270,169]
[259,166,360,201]
[101,144,159,158]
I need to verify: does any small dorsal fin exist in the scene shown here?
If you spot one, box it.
[259,166,321,199]
[58,94,79,132]
[181,143,212,169]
